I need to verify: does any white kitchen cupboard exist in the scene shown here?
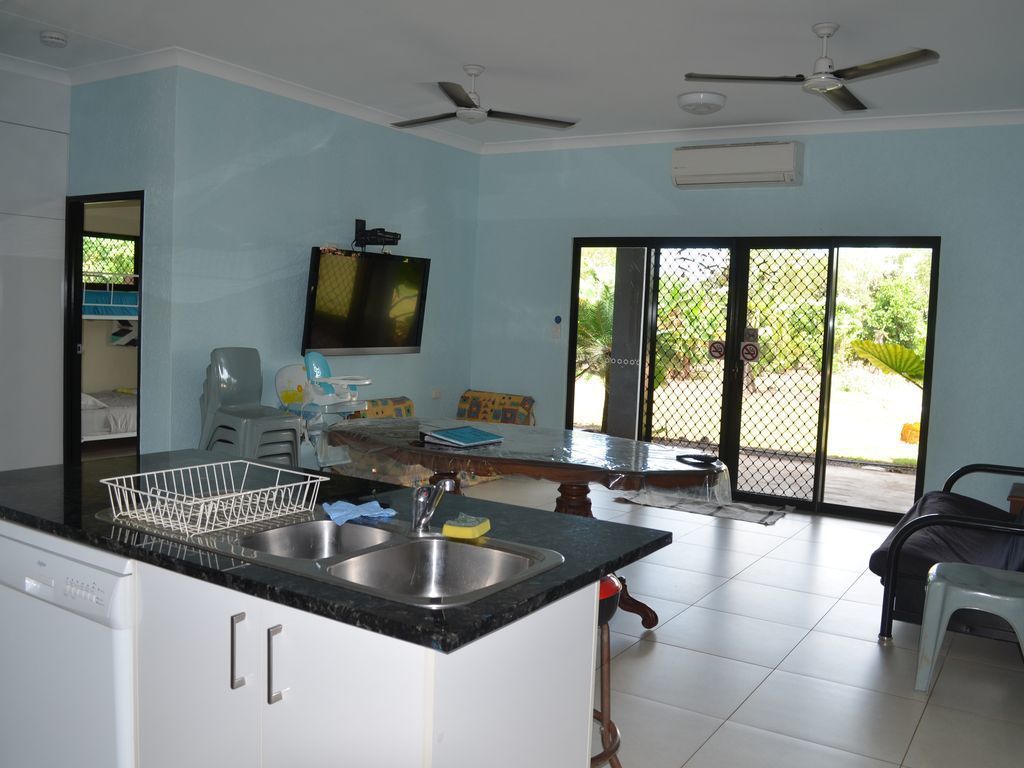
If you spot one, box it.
[137,563,425,767]
[137,562,598,767]
[136,563,260,766]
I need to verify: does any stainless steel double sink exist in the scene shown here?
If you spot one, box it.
[201,518,565,609]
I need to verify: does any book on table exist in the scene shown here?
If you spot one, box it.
[420,426,504,448]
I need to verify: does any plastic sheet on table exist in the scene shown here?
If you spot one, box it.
[324,417,724,496]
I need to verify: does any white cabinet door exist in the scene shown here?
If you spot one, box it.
[136,563,262,768]
[431,583,598,768]
[260,599,428,768]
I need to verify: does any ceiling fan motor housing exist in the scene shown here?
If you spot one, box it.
[456,107,488,124]
[802,73,841,93]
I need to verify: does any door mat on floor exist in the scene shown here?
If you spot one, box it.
[613,492,790,525]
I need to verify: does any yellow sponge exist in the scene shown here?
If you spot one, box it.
[442,514,491,539]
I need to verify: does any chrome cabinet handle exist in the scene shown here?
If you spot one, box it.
[230,612,246,690]
[267,624,283,704]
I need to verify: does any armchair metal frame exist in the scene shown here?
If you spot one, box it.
[878,463,1024,641]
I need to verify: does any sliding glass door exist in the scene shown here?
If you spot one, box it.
[568,237,938,516]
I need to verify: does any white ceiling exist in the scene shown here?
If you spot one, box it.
[3,0,1023,149]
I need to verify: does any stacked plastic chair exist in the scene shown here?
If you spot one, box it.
[199,348,303,466]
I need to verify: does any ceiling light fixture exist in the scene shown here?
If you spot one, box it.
[39,30,68,48]
[677,91,726,115]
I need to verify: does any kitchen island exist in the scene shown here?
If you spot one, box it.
[0,450,671,767]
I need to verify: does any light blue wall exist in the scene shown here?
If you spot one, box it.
[69,67,1024,500]
[70,68,479,450]
[473,127,1024,494]
[69,69,178,452]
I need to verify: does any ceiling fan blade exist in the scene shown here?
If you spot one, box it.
[833,48,939,81]
[820,85,867,112]
[391,112,458,128]
[685,72,806,83]
[438,81,476,108]
[487,110,577,129]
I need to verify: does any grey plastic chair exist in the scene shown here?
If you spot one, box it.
[915,562,1024,692]
[199,348,303,465]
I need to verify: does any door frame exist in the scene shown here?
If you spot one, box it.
[63,190,145,466]
[566,235,940,522]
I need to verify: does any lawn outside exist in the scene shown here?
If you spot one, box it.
[572,365,921,466]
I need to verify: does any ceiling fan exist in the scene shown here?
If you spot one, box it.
[391,65,577,129]
[685,22,939,111]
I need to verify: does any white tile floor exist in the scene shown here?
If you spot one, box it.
[462,476,1024,768]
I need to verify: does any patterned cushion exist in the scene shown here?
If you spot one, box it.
[349,396,415,419]
[456,390,535,425]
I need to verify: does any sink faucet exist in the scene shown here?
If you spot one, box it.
[411,476,456,535]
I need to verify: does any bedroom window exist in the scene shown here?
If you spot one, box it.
[82,235,138,287]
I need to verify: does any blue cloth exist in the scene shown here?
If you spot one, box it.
[322,500,395,525]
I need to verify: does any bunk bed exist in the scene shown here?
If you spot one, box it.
[81,272,139,442]
[81,271,139,319]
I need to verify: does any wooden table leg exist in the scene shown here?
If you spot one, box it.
[553,482,661,628]
[554,482,592,516]
[615,576,659,629]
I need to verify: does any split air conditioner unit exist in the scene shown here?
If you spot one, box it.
[672,141,803,188]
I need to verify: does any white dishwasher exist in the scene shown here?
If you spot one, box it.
[0,520,136,768]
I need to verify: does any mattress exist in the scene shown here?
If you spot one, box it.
[81,390,138,440]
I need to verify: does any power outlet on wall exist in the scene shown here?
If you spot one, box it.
[431,388,441,399]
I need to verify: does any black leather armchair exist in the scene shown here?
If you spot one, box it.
[869,464,1024,642]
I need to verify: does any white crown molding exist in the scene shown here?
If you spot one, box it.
[0,53,70,85]
[61,47,1024,157]
[69,47,484,155]
[480,110,1024,155]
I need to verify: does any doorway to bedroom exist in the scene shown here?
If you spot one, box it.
[64,192,143,465]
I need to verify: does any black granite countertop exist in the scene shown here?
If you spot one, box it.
[0,450,670,652]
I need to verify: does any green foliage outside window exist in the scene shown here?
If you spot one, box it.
[83,236,136,283]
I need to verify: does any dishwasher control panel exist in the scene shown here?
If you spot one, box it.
[0,532,134,629]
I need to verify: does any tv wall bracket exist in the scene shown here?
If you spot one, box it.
[353,218,401,249]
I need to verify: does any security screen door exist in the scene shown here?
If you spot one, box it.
[727,245,831,501]
[643,247,732,459]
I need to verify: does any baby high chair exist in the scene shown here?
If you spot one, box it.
[275,353,371,467]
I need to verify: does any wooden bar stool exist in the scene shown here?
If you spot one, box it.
[593,574,623,768]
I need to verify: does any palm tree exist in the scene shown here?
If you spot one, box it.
[851,340,924,388]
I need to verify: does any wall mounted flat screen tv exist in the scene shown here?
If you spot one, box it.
[301,247,430,356]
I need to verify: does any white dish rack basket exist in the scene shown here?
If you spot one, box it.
[101,460,328,536]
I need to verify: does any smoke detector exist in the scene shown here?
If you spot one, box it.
[39,30,68,48]
[677,91,726,115]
